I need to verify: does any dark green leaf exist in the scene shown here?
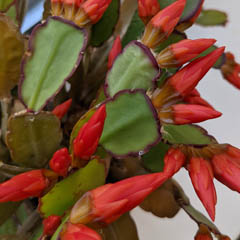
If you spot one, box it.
[100,90,161,157]
[39,159,106,217]
[142,142,170,172]
[20,17,87,111]
[197,9,228,26]
[91,0,120,47]
[105,41,159,97]
[122,11,144,47]
[162,124,213,145]
[6,111,62,168]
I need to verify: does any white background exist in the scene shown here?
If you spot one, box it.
[132,1,240,239]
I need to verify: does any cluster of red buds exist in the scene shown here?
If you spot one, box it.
[51,0,112,27]
[152,47,224,125]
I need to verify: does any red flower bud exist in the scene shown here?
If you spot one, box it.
[0,170,49,202]
[142,0,186,48]
[49,148,72,177]
[70,172,167,225]
[73,105,106,161]
[168,47,225,97]
[75,0,112,26]
[221,52,240,89]
[163,148,185,178]
[43,215,62,236]
[138,0,161,24]
[60,222,102,240]
[212,145,240,193]
[171,104,222,124]
[108,36,122,69]
[194,225,213,240]
[188,157,217,221]
[52,99,72,120]
[156,39,216,68]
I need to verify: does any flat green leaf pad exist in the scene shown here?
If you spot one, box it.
[19,17,87,111]
[197,9,228,26]
[159,0,202,23]
[39,159,106,217]
[90,0,120,47]
[105,41,159,97]
[0,14,24,98]
[162,124,214,145]
[6,111,62,168]
[100,90,161,157]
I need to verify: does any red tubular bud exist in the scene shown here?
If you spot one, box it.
[49,148,72,177]
[0,170,49,202]
[43,215,62,236]
[168,47,225,97]
[76,0,112,26]
[52,99,72,120]
[194,225,213,240]
[60,222,102,240]
[142,0,186,48]
[188,157,217,221]
[69,172,167,225]
[156,39,216,68]
[163,148,185,178]
[221,52,240,89]
[73,105,106,161]
[138,0,161,24]
[107,36,122,69]
[212,145,240,193]
[171,104,222,124]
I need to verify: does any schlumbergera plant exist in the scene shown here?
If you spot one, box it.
[0,0,240,239]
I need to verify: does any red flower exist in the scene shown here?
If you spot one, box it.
[70,172,167,225]
[60,222,102,240]
[188,157,217,221]
[78,0,112,26]
[108,36,122,69]
[0,170,50,202]
[142,0,186,48]
[163,148,185,177]
[49,148,72,177]
[168,47,225,97]
[156,39,216,68]
[52,99,72,120]
[171,104,222,124]
[43,215,62,236]
[221,52,240,89]
[73,105,106,161]
[212,145,240,193]
[138,0,161,24]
